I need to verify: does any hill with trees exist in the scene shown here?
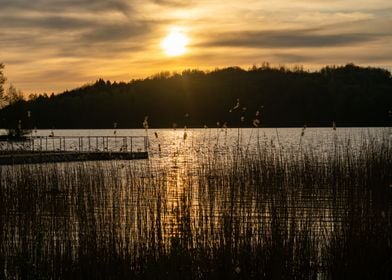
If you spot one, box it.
[1,63,391,129]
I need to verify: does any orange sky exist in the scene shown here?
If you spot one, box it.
[1,0,392,94]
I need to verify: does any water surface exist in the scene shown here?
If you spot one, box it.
[0,127,391,278]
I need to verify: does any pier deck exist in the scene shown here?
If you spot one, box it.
[0,135,149,165]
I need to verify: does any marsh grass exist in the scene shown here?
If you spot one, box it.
[0,131,391,279]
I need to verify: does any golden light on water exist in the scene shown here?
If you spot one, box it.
[161,28,189,57]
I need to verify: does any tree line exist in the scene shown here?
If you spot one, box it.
[0,63,391,129]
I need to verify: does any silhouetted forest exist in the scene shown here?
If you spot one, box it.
[1,63,391,129]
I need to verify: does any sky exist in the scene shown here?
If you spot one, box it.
[1,0,392,94]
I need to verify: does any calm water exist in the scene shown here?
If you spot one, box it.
[20,126,391,155]
[0,127,391,278]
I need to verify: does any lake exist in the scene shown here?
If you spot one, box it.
[19,126,389,155]
[0,127,391,279]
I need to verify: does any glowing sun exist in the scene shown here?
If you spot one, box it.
[161,28,189,57]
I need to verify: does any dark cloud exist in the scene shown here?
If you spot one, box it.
[0,15,94,31]
[81,22,151,43]
[56,40,148,59]
[0,1,155,57]
[1,0,391,93]
[0,0,134,13]
[151,0,195,7]
[201,28,388,49]
[0,0,141,33]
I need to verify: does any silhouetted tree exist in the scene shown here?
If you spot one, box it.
[0,64,391,128]
[5,84,24,105]
[0,63,6,108]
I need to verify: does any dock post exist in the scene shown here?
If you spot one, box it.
[130,137,133,153]
[123,137,127,152]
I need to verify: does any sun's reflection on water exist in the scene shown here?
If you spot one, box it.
[1,127,390,277]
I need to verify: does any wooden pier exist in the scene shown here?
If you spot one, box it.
[0,135,149,165]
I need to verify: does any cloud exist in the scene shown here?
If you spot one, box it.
[0,0,134,14]
[81,22,151,43]
[151,0,195,7]
[1,0,391,94]
[0,0,157,58]
[0,15,94,31]
[200,28,388,49]
[295,11,374,24]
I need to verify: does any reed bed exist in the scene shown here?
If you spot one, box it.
[0,131,391,279]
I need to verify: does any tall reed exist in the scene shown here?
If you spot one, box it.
[0,131,391,279]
